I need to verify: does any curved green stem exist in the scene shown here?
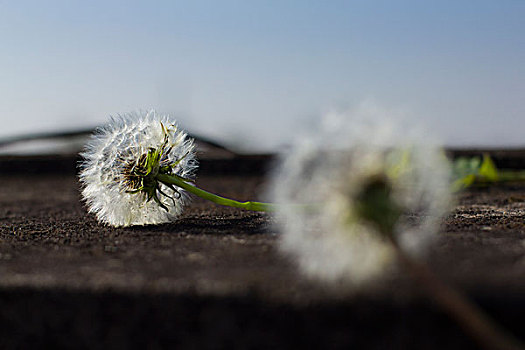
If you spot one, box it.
[157,173,275,212]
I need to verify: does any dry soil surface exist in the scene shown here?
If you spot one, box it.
[0,152,524,349]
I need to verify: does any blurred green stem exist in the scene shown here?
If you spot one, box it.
[388,236,524,350]
[493,170,525,183]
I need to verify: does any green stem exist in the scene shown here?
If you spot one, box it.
[498,170,525,182]
[389,236,524,350]
[157,173,275,212]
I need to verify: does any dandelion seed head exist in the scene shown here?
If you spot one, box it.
[268,104,452,287]
[79,110,197,227]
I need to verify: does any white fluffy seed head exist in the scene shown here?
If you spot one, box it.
[79,110,198,227]
[267,105,452,287]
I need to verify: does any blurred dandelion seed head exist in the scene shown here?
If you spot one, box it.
[79,110,197,227]
[268,105,452,287]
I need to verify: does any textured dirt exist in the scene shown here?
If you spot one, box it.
[0,153,524,349]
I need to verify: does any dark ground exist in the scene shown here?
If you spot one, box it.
[0,150,524,349]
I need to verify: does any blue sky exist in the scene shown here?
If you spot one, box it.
[1,1,524,151]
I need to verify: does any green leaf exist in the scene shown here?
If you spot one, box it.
[451,154,501,191]
[451,174,476,192]
[478,154,499,181]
